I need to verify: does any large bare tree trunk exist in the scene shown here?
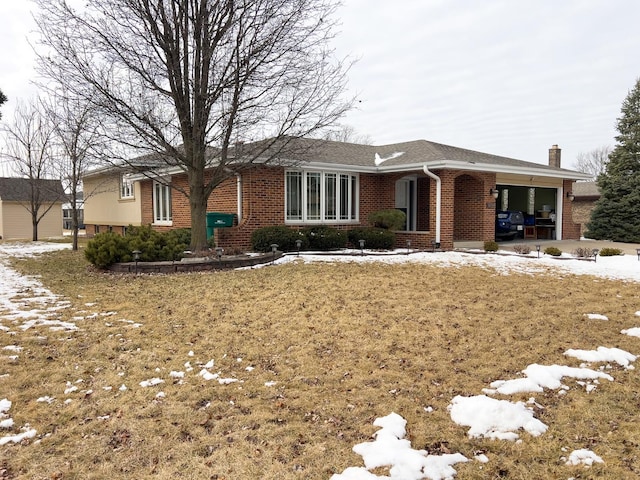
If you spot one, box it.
[189,171,208,251]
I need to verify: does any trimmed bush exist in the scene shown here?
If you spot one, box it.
[368,209,406,230]
[513,244,531,255]
[544,246,562,257]
[302,225,347,251]
[484,240,499,252]
[85,226,191,269]
[84,232,133,269]
[347,227,395,250]
[251,226,307,253]
[125,225,189,262]
[599,247,623,257]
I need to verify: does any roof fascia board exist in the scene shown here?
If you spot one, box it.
[418,160,593,180]
[85,157,593,182]
[304,160,592,180]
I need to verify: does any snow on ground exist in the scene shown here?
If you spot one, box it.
[3,242,640,478]
[273,248,640,283]
[330,412,468,480]
[564,448,604,466]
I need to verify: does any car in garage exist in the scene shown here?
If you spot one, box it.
[495,210,524,240]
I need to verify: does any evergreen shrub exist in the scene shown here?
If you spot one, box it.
[85,232,134,269]
[544,246,562,256]
[484,241,499,252]
[302,225,347,250]
[599,247,623,256]
[347,227,395,250]
[85,226,191,269]
[251,226,307,252]
[368,209,406,230]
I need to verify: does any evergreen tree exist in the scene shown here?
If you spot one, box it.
[587,78,640,242]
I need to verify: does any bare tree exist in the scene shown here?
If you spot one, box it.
[1,100,65,241]
[44,92,102,250]
[573,145,612,178]
[35,0,353,250]
[322,125,373,145]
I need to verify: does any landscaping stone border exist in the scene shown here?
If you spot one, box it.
[108,251,284,274]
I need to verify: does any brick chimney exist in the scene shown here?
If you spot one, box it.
[549,144,561,168]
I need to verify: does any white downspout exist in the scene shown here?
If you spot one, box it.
[236,173,243,222]
[556,186,563,240]
[422,164,441,244]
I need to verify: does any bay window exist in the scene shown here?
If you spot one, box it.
[285,170,358,223]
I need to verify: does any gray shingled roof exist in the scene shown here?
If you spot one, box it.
[84,137,590,180]
[0,178,66,202]
[572,181,600,198]
[287,138,583,176]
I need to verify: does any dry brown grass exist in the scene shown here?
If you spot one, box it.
[2,249,640,479]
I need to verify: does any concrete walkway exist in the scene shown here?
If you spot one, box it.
[455,239,640,255]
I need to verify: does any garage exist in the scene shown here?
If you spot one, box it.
[494,185,560,241]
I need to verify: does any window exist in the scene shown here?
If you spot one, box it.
[285,171,302,220]
[120,175,134,199]
[153,181,172,224]
[285,170,358,223]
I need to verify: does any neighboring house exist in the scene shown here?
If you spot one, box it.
[571,181,600,237]
[62,192,85,230]
[0,177,66,240]
[82,139,591,250]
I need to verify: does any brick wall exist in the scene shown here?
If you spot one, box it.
[359,173,389,220]
[429,170,497,249]
[416,177,431,231]
[562,179,582,239]
[572,200,596,236]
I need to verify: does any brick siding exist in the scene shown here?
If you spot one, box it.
[572,199,596,236]
[562,179,582,239]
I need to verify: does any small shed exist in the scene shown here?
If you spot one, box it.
[0,177,66,240]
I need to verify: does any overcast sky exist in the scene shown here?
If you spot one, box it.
[2,1,640,170]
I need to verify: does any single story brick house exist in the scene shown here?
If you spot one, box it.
[0,177,65,240]
[82,139,591,250]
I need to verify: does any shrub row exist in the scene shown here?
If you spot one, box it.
[250,225,396,252]
[85,225,191,269]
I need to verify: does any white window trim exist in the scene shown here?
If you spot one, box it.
[120,175,134,199]
[284,169,359,224]
[152,180,173,226]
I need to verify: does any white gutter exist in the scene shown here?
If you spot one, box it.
[236,173,243,222]
[422,165,441,244]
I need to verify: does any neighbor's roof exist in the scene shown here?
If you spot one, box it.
[0,177,66,202]
[572,181,600,199]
